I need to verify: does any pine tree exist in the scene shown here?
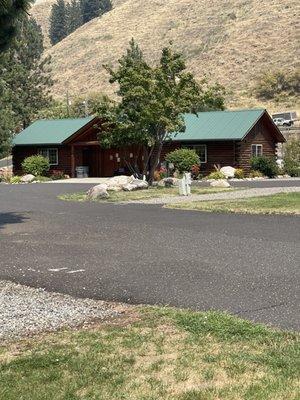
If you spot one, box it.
[66,0,83,35]
[98,0,112,16]
[1,18,53,129]
[81,0,112,24]
[49,0,67,45]
[0,0,33,51]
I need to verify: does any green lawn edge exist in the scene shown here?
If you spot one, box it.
[0,307,299,400]
[166,192,300,215]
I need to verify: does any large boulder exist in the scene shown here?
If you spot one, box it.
[107,175,134,186]
[87,184,109,200]
[210,179,231,188]
[132,179,149,190]
[122,183,138,191]
[220,166,236,178]
[21,174,35,183]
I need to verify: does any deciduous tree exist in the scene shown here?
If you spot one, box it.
[102,39,225,182]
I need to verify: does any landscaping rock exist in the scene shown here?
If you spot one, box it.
[158,177,179,187]
[164,177,179,187]
[107,186,123,192]
[21,174,35,183]
[220,166,236,179]
[107,175,134,187]
[123,183,138,191]
[210,179,231,188]
[87,184,109,199]
[132,179,149,190]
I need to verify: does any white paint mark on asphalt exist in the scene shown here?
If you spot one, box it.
[48,268,68,272]
[66,269,85,274]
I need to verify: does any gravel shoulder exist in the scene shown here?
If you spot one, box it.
[126,186,300,205]
[0,280,125,342]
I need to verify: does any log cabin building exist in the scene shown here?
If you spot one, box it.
[12,109,285,177]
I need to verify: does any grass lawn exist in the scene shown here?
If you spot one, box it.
[59,186,234,203]
[0,307,299,400]
[167,192,300,215]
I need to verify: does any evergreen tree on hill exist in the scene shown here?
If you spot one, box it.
[50,0,67,45]
[1,18,53,130]
[66,0,83,35]
[81,0,112,24]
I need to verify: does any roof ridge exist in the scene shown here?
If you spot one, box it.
[196,108,265,114]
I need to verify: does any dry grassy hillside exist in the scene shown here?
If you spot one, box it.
[31,0,124,47]
[35,0,300,110]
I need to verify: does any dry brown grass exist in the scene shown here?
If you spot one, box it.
[32,0,300,110]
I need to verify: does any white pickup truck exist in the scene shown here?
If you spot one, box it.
[273,117,293,127]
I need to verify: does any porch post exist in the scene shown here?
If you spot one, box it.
[71,145,75,178]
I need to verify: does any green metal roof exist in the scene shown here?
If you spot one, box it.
[13,117,94,145]
[170,109,265,141]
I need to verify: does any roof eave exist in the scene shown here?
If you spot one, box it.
[62,116,99,144]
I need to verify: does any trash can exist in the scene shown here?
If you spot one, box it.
[76,166,89,178]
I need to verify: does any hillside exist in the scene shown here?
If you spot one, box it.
[33,0,299,110]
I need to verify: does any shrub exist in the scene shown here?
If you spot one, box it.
[0,168,12,183]
[250,156,278,178]
[249,170,264,178]
[165,149,200,174]
[234,168,244,179]
[22,155,50,176]
[10,176,22,184]
[207,171,226,180]
[154,166,167,181]
[191,164,200,179]
[283,139,300,177]
[51,170,65,180]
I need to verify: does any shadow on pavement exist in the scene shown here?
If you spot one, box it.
[0,212,29,231]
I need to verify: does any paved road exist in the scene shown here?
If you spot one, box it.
[0,182,299,331]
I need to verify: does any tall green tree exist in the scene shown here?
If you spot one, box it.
[0,0,33,51]
[102,39,225,182]
[1,17,53,130]
[81,0,112,24]
[49,0,67,45]
[66,0,83,34]
[0,77,14,158]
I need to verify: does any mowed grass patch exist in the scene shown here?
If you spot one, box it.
[58,186,234,203]
[0,307,299,400]
[167,192,300,215]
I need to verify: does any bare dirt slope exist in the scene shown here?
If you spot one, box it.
[32,0,299,109]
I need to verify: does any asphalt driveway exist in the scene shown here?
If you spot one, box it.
[0,182,299,330]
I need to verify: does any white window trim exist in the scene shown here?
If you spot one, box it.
[251,144,263,157]
[38,148,59,166]
[183,144,207,164]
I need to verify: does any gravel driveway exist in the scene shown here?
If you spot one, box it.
[128,186,300,204]
[0,280,123,341]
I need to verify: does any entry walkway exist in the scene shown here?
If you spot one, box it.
[50,177,109,184]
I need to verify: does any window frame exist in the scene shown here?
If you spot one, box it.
[38,148,59,166]
[183,144,207,164]
[251,144,263,157]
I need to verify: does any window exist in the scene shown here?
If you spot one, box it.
[184,144,207,163]
[251,144,263,157]
[38,148,58,165]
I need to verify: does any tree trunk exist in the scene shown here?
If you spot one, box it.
[142,144,154,177]
[148,140,164,185]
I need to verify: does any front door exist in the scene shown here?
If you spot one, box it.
[82,147,101,177]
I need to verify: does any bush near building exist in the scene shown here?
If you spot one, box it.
[250,156,279,178]
[284,139,300,177]
[165,149,200,174]
[22,155,50,176]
